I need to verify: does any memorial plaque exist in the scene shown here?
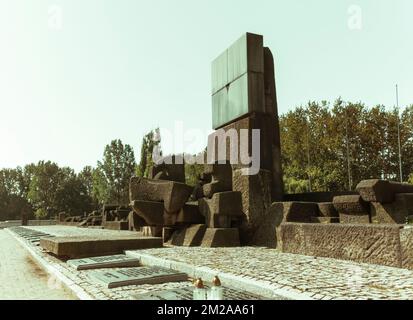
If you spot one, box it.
[131,285,266,300]
[89,266,188,289]
[67,254,141,270]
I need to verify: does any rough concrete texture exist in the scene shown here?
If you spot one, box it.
[339,213,371,224]
[250,201,319,248]
[201,228,240,247]
[103,221,129,231]
[202,163,233,198]
[280,223,413,269]
[130,200,164,226]
[199,191,244,228]
[176,202,204,225]
[169,224,207,247]
[311,217,340,224]
[317,202,339,217]
[356,179,413,204]
[232,169,273,245]
[129,177,192,213]
[333,195,369,214]
[40,235,163,259]
[370,193,413,224]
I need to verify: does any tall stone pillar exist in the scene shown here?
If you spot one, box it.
[210,33,284,244]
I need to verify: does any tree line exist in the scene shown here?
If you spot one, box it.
[2,99,413,221]
[280,98,413,193]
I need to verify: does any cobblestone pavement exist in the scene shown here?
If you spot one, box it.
[0,230,76,300]
[126,247,413,300]
[4,227,225,300]
[8,226,413,300]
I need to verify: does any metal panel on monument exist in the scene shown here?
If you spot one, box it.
[89,266,188,289]
[67,254,141,271]
[211,32,265,129]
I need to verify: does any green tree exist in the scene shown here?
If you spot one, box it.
[137,128,161,177]
[95,139,136,205]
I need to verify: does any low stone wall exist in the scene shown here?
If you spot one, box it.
[283,192,357,203]
[0,220,56,229]
[281,223,413,270]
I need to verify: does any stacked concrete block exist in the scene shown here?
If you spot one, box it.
[199,191,243,228]
[333,195,371,224]
[249,201,319,249]
[370,193,413,224]
[209,33,284,246]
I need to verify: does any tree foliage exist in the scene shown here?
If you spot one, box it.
[281,100,413,193]
[137,128,161,178]
[94,139,136,205]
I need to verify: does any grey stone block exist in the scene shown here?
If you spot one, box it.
[201,228,240,247]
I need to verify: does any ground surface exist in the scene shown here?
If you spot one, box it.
[4,225,413,300]
[0,229,76,300]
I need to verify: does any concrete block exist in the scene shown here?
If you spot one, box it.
[356,179,413,204]
[169,224,207,247]
[281,223,403,268]
[370,193,413,224]
[201,228,240,247]
[40,235,163,259]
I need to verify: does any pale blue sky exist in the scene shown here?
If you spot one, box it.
[0,0,412,171]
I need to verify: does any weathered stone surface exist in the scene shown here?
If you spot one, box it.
[129,177,192,213]
[128,211,146,231]
[103,221,129,231]
[162,227,176,243]
[311,217,340,224]
[281,223,403,268]
[249,201,318,248]
[169,224,207,247]
[202,163,232,198]
[333,195,369,214]
[176,202,204,225]
[356,179,413,204]
[233,169,272,245]
[131,200,164,226]
[333,195,370,223]
[317,202,338,217]
[400,227,413,269]
[199,192,243,228]
[339,213,371,224]
[201,228,240,247]
[371,193,413,224]
[40,235,163,259]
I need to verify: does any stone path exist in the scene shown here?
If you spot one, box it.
[126,247,413,300]
[7,225,413,300]
[0,230,76,300]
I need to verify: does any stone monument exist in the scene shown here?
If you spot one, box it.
[209,32,284,244]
